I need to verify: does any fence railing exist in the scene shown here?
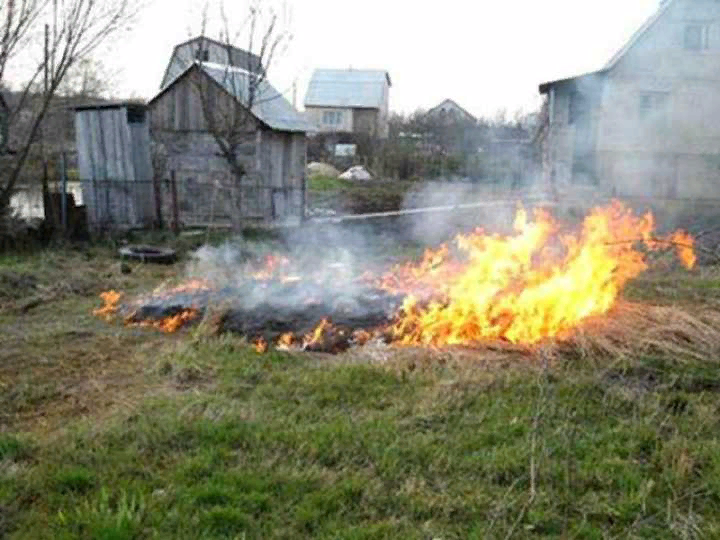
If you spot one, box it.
[12,175,720,237]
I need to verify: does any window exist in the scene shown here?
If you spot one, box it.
[322,111,343,126]
[126,105,145,124]
[639,91,671,122]
[195,48,209,61]
[684,24,709,50]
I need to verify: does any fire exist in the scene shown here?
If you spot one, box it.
[155,279,211,295]
[277,332,295,349]
[129,309,200,333]
[93,200,696,352]
[303,318,332,349]
[380,201,695,346]
[93,291,122,319]
[254,337,269,353]
[251,254,291,281]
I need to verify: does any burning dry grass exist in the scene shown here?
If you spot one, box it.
[557,301,720,363]
[92,200,710,369]
[337,300,720,375]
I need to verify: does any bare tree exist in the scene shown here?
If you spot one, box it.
[187,0,291,228]
[0,0,139,221]
[58,56,118,99]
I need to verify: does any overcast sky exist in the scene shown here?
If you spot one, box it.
[110,0,660,119]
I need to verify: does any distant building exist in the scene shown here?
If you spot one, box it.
[425,98,477,124]
[148,37,311,226]
[539,0,720,198]
[304,68,392,138]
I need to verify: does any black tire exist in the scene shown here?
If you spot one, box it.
[119,245,177,264]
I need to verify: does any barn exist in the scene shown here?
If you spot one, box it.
[148,37,312,228]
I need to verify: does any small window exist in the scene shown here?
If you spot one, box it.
[195,48,209,61]
[684,24,709,50]
[322,111,343,126]
[126,105,145,124]
[639,92,670,122]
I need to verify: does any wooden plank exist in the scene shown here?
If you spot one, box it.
[75,111,95,224]
[89,111,106,223]
[170,170,179,234]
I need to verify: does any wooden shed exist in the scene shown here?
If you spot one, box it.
[148,51,311,227]
[74,102,154,229]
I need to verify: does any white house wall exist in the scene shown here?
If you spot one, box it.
[547,0,720,199]
[304,106,354,133]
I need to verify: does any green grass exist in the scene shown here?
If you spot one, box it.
[308,174,353,192]
[307,176,419,214]
[3,336,720,538]
[3,245,720,537]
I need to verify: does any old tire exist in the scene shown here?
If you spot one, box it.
[119,245,177,264]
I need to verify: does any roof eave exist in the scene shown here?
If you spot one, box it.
[538,69,607,94]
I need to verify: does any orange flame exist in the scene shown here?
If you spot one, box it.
[128,309,200,333]
[303,318,333,349]
[278,333,295,347]
[379,201,695,346]
[254,337,269,353]
[93,291,122,319]
[94,201,696,350]
[251,255,291,281]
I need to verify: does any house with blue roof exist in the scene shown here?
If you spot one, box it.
[304,68,392,139]
[147,36,311,226]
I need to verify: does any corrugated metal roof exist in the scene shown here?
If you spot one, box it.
[200,62,312,132]
[304,69,390,109]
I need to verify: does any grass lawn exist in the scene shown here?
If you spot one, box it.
[307,175,420,215]
[2,241,720,538]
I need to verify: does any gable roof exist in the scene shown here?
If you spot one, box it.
[539,0,675,94]
[426,98,476,122]
[149,61,311,133]
[160,35,265,90]
[304,69,391,109]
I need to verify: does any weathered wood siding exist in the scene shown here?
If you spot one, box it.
[75,106,154,227]
[151,65,307,226]
[151,127,306,225]
[150,71,261,134]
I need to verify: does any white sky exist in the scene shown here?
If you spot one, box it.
[108,0,660,118]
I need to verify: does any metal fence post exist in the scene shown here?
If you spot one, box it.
[60,151,67,233]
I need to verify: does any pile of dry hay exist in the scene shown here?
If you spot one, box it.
[341,301,720,371]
